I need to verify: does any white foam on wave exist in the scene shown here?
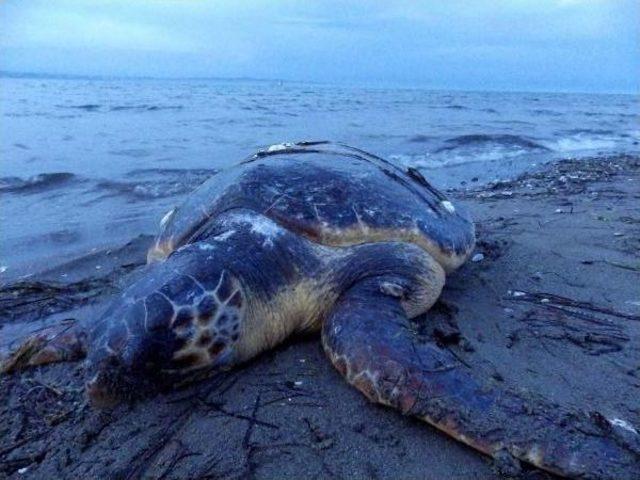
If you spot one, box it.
[393,130,639,171]
[548,134,619,152]
[390,146,532,169]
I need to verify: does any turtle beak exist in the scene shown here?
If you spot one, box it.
[86,373,123,409]
[84,353,143,409]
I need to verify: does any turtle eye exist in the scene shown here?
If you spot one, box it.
[171,352,207,370]
[209,340,226,357]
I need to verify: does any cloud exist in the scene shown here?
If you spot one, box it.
[0,0,638,92]
[5,11,196,53]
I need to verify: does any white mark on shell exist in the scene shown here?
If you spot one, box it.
[441,200,456,213]
[212,230,235,242]
[160,207,176,227]
[248,216,282,247]
[223,212,283,247]
[266,142,293,153]
[609,418,638,434]
[380,281,405,298]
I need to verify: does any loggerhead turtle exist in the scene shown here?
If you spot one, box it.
[2,142,637,479]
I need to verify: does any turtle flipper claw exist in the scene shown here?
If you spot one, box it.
[1,320,87,373]
[322,278,640,480]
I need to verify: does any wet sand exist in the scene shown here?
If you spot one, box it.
[1,154,639,479]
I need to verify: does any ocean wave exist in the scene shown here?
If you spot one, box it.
[561,128,616,136]
[108,149,152,158]
[547,129,639,152]
[548,135,619,152]
[390,148,544,170]
[94,168,216,201]
[127,167,217,177]
[389,133,551,169]
[494,120,534,126]
[94,180,192,200]
[617,113,639,119]
[58,104,101,111]
[531,108,562,117]
[434,134,549,153]
[407,134,435,143]
[4,112,49,118]
[0,172,77,194]
[390,152,485,169]
[395,130,637,170]
[56,104,183,112]
[30,229,82,246]
[110,105,183,112]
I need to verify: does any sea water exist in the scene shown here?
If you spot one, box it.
[1,76,638,279]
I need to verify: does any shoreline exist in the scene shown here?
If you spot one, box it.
[4,149,636,286]
[1,153,639,479]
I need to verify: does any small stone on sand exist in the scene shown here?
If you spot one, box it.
[471,253,485,262]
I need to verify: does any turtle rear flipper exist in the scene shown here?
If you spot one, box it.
[322,278,640,479]
[1,320,87,374]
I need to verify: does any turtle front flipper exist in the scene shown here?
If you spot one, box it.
[322,277,640,479]
[1,320,87,374]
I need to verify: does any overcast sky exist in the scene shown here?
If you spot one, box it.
[1,1,638,92]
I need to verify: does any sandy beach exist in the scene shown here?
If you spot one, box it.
[1,154,639,479]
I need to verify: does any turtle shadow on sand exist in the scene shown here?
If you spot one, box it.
[1,145,639,480]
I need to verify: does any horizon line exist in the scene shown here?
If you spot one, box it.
[1,70,637,96]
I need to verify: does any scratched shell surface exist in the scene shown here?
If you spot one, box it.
[153,142,474,261]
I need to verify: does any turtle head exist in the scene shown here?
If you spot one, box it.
[84,263,245,408]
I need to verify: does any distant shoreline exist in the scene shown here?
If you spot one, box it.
[0,70,286,84]
[2,70,637,96]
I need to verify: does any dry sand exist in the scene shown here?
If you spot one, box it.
[1,154,639,479]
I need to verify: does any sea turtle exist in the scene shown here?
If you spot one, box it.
[2,142,637,479]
